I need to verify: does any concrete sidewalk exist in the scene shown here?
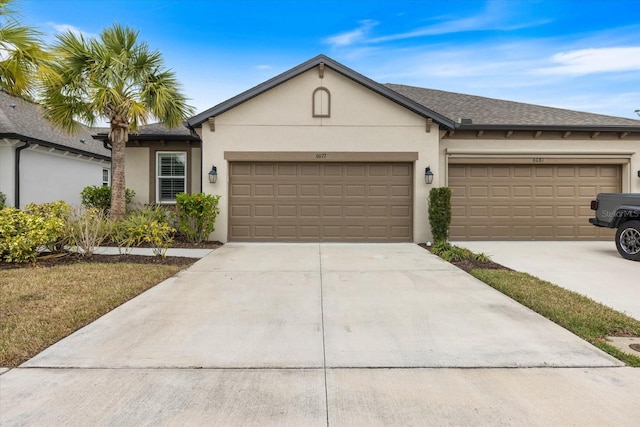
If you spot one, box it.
[1,243,638,426]
[456,241,640,321]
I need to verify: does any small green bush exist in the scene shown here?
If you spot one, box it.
[175,193,220,243]
[0,192,6,209]
[0,205,66,263]
[81,186,135,212]
[428,187,452,243]
[113,209,175,257]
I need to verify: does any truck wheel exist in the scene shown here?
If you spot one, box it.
[615,220,640,261]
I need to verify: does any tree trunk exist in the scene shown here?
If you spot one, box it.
[109,122,128,220]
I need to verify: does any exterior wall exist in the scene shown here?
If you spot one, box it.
[125,143,201,206]
[440,132,640,193]
[199,67,440,243]
[20,147,110,207]
[0,141,16,206]
[124,147,149,206]
[191,146,201,194]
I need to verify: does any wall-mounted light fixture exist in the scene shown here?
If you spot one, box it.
[637,170,640,178]
[425,166,434,184]
[208,165,218,183]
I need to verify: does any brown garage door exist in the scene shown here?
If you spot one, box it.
[229,162,413,241]
[449,164,621,240]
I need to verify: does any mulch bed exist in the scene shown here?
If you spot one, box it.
[0,240,223,270]
[417,243,509,273]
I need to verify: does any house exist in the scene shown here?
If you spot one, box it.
[94,123,201,208]
[124,54,640,242]
[0,91,111,208]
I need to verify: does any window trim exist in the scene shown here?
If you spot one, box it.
[156,151,187,203]
[102,168,110,187]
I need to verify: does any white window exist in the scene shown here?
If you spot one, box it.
[156,152,186,203]
[102,169,110,186]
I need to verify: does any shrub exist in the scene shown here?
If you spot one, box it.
[81,185,135,212]
[430,242,492,264]
[24,201,70,253]
[0,192,6,209]
[175,193,220,243]
[428,187,452,243]
[65,206,111,257]
[0,207,66,263]
[112,209,175,257]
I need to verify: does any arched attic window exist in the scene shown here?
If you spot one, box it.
[312,87,331,118]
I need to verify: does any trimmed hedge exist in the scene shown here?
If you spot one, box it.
[428,187,452,243]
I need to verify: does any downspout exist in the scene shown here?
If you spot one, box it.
[14,140,31,208]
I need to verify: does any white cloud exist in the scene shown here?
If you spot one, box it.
[325,0,548,47]
[535,47,640,75]
[48,23,96,39]
[324,20,378,47]
[255,64,272,70]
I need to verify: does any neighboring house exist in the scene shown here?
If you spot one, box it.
[130,54,640,243]
[0,91,111,208]
[94,123,201,207]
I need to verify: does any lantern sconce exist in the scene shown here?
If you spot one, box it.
[425,166,434,184]
[208,165,218,183]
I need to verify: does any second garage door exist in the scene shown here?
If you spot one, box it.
[229,162,413,241]
[449,164,621,240]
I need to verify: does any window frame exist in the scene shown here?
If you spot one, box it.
[156,151,187,204]
[102,168,110,187]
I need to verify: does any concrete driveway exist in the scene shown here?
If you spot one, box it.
[457,241,640,321]
[2,243,639,426]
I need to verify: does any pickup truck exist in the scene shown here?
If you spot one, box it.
[590,193,640,261]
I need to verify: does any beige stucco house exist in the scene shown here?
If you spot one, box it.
[117,55,640,243]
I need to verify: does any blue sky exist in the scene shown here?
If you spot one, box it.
[20,0,640,119]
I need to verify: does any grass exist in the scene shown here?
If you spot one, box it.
[471,269,640,367]
[0,263,186,368]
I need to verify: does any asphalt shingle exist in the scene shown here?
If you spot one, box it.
[0,91,110,157]
[385,84,640,127]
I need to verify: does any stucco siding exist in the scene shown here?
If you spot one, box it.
[124,147,150,207]
[0,143,15,206]
[191,146,201,194]
[20,148,109,207]
[200,68,439,243]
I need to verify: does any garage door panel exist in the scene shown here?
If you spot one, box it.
[450,164,620,241]
[229,162,413,241]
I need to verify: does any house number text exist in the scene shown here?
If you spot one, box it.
[533,157,545,163]
[315,153,327,159]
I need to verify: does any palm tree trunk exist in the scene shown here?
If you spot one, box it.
[109,123,128,220]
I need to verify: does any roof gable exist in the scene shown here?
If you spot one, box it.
[187,54,456,129]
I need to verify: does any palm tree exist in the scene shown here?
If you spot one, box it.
[0,0,49,97]
[39,23,194,219]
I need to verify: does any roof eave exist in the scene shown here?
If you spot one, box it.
[456,124,640,133]
[0,133,111,161]
[186,54,457,129]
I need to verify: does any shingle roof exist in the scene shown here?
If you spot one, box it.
[93,122,199,141]
[0,91,110,158]
[385,84,640,130]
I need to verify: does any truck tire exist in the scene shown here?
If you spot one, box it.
[615,220,640,261]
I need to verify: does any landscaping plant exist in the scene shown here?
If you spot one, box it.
[175,193,220,243]
[65,206,111,257]
[113,208,175,256]
[428,187,452,243]
[0,204,67,263]
[0,191,6,209]
[80,185,135,213]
